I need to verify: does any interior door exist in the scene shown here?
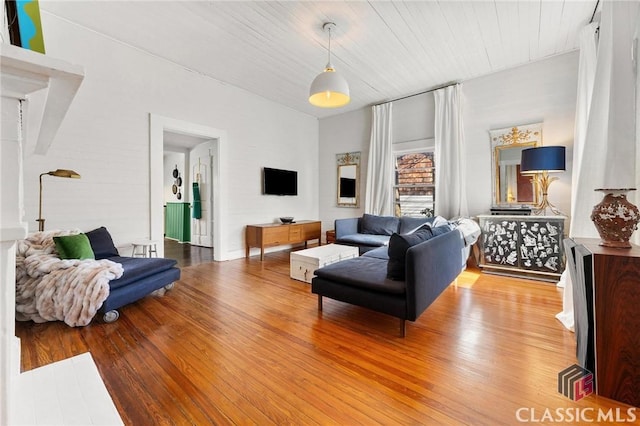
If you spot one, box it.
[189,141,214,247]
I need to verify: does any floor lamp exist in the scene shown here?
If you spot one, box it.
[520,146,566,215]
[38,169,81,231]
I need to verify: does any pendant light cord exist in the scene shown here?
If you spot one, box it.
[327,26,332,67]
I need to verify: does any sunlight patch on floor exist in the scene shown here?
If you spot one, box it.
[454,268,482,288]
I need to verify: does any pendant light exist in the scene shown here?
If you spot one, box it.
[309,22,350,108]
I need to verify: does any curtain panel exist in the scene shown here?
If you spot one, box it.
[556,23,599,332]
[365,103,393,216]
[557,1,640,330]
[434,84,468,219]
[569,23,600,239]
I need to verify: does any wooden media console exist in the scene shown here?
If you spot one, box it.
[245,220,321,261]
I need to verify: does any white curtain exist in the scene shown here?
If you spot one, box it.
[597,1,638,191]
[556,22,599,331]
[633,9,640,246]
[434,84,468,218]
[568,23,600,239]
[556,0,640,330]
[365,103,393,216]
[570,2,638,242]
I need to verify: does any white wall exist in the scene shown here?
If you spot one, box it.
[464,51,578,218]
[317,94,437,237]
[319,51,579,226]
[318,108,370,237]
[24,12,319,259]
[163,152,186,204]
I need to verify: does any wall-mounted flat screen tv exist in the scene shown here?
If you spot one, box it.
[263,167,298,196]
[339,177,356,198]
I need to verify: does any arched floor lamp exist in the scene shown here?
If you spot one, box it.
[38,169,81,231]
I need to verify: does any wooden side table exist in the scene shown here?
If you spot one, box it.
[567,238,640,407]
[326,230,336,244]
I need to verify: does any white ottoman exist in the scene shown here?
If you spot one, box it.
[290,244,359,283]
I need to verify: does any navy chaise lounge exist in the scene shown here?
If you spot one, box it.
[85,226,180,322]
[312,225,465,337]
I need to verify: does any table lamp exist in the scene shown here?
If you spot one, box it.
[520,146,565,215]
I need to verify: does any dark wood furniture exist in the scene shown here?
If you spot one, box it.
[326,230,336,244]
[565,237,640,407]
[477,214,566,281]
[245,220,321,261]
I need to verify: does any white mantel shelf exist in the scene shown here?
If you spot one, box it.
[1,43,84,155]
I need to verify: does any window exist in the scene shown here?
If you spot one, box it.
[393,151,435,217]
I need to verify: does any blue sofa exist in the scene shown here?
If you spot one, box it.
[335,214,435,254]
[312,225,465,337]
[85,227,181,322]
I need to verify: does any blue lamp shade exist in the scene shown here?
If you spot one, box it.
[520,146,566,174]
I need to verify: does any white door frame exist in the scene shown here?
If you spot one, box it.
[150,114,228,260]
[189,141,215,248]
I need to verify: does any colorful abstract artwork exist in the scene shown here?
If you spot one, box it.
[5,0,46,53]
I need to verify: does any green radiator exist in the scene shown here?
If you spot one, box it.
[165,202,191,242]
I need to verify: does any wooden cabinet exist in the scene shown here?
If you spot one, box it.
[245,221,321,260]
[477,214,565,281]
[565,238,640,407]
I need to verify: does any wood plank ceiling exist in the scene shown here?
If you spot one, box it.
[40,1,597,119]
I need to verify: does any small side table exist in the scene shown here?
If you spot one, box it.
[326,230,336,244]
[131,240,158,258]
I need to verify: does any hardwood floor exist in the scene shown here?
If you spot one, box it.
[15,247,635,425]
[163,238,214,268]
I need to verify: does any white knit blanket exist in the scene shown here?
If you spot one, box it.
[15,230,124,327]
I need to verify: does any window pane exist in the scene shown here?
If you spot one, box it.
[394,151,435,217]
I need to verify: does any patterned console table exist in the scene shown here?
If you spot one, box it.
[477,214,566,281]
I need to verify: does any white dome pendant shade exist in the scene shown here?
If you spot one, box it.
[309,22,350,108]
[309,65,350,107]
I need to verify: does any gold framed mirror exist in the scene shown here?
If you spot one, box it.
[337,152,360,207]
[489,123,542,206]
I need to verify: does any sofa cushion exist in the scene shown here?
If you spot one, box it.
[362,246,389,260]
[399,216,435,234]
[425,223,455,237]
[107,256,177,290]
[336,233,390,247]
[386,229,432,280]
[53,233,95,260]
[314,257,405,294]
[86,226,119,259]
[386,225,453,280]
[361,214,399,236]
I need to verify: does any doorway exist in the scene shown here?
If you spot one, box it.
[150,114,228,260]
[189,140,214,248]
[163,134,215,249]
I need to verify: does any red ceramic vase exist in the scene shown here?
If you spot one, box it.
[590,188,640,248]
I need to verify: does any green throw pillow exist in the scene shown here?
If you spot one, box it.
[53,233,96,260]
